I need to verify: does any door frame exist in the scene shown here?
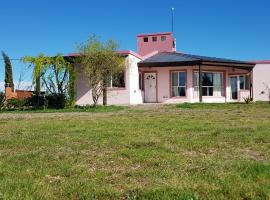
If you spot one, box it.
[143,71,158,103]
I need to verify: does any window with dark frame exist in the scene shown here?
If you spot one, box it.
[152,36,157,42]
[171,71,186,97]
[143,37,148,42]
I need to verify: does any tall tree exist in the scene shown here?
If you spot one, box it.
[78,36,125,106]
[2,51,14,91]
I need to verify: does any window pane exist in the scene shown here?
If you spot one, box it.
[202,73,213,86]
[139,73,142,90]
[202,87,208,96]
[193,72,199,86]
[213,73,222,96]
[112,72,125,87]
[172,87,178,97]
[179,87,186,96]
[143,37,148,42]
[179,72,186,86]
[152,37,157,42]
[209,87,213,96]
[239,76,245,89]
[172,72,178,86]
[245,75,250,90]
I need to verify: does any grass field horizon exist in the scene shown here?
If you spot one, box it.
[0,103,269,199]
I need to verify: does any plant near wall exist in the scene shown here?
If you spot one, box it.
[22,54,75,108]
[2,51,14,91]
[77,35,125,106]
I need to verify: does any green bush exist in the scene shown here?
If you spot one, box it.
[46,94,66,109]
[0,92,6,110]
[7,98,27,110]
[27,95,46,108]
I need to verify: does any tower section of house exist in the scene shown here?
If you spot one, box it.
[253,61,270,101]
[137,32,176,56]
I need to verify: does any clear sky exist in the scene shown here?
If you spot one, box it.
[0,0,270,87]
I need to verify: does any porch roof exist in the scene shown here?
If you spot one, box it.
[138,52,255,69]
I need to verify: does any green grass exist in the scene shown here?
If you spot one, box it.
[0,103,270,199]
[1,105,124,113]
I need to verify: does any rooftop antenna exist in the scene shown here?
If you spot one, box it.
[171,7,175,33]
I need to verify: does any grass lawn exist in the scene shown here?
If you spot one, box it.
[0,103,269,199]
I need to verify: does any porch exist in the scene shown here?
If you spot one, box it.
[138,52,255,103]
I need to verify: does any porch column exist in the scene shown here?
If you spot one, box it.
[199,65,202,102]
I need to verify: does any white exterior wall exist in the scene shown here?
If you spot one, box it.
[75,54,142,106]
[253,64,270,101]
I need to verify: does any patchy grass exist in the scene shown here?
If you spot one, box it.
[0,103,270,199]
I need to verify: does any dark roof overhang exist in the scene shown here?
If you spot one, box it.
[138,52,255,70]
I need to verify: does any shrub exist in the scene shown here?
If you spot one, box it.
[0,92,6,110]
[46,94,66,109]
[7,98,27,110]
[27,94,46,108]
[243,96,253,104]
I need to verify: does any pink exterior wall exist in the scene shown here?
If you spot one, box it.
[137,32,176,56]
[75,54,143,105]
[139,66,251,103]
[253,63,270,101]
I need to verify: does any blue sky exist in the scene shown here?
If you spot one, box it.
[0,0,270,86]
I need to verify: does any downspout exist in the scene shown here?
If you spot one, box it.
[250,68,253,100]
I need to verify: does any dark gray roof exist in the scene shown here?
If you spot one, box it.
[138,52,254,68]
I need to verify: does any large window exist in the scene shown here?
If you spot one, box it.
[171,71,186,97]
[194,72,223,97]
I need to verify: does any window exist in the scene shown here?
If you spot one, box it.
[152,36,157,42]
[239,75,250,90]
[143,37,148,42]
[107,72,125,88]
[171,71,186,97]
[194,72,223,97]
[139,72,143,90]
[161,35,166,41]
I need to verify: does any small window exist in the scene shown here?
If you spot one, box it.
[172,40,176,48]
[143,37,148,42]
[152,36,157,42]
[161,36,166,41]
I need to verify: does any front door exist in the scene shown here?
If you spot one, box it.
[230,76,238,100]
[144,72,157,102]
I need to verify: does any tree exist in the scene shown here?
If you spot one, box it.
[2,51,14,91]
[22,54,75,107]
[77,36,125,106]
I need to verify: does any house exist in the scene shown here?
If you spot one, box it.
[72,32,266,105]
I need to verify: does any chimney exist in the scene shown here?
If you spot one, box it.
[5,86,17,100]
[137,32,176,57]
